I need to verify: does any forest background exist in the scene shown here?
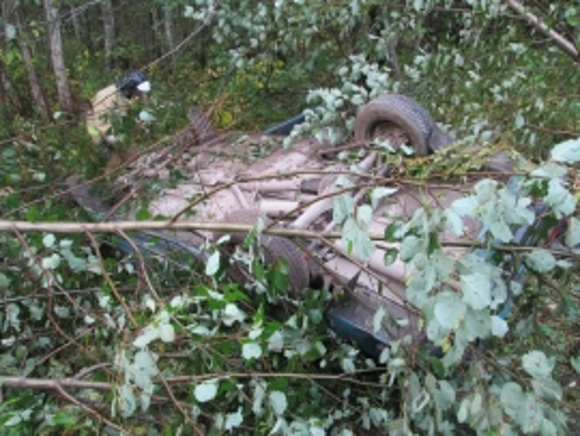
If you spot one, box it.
[0,0,579,434]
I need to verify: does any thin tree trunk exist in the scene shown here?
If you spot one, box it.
[164,2,176,68]
[101,0,115,70]
[151,7,164,60]
[43,0,74,112]
[1,0,22,119]
[14,9,51,120]
[0,67,22,116]
[69,5,82,43]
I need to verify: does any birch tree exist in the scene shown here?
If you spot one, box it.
[1,0,22,123]
[164,1,176,68]
[43,0,73,113]
[14,8,50,120]
[101,0,116,70]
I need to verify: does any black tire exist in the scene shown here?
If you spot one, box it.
[354,94,436,156]
[217,209,310,294]
[376,94,454,152]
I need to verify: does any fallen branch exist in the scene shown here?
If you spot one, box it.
[1,370,387,393]
[504,0,579,62]
[1,220,578,259]
[0,377,126,433]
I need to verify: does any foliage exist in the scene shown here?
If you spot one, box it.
[1,0,579,434]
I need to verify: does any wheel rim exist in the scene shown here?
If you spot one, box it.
[368,121,411,149]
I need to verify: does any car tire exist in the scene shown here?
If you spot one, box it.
[354,94,450,156]
[217,209,310,294]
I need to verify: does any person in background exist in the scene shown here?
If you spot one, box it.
[86,70,151,148]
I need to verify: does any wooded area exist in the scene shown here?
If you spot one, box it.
[0,0,579,434]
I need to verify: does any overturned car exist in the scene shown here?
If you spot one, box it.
[71,94,558,358]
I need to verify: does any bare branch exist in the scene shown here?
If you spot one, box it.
[0,219,577,260]
[504,0,579,62]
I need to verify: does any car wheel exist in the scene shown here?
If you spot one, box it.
[217,209,310,294]
[354,94,445,156]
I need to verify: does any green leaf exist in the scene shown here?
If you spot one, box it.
[252,381,266,415]
[333,191,355,223]
[400,235,421,261]
[572,356,580,373]
[531,378,562,401]
[195,380,219,403]
[134,350,157,376]
[517,394,543,433]
[566,217,580,247]
[524,249,556,273]
[224,409,243,430]
[0,273,10,289]
[222,303,246,326]
[5,24,16,40]
[159,323,175,343]
[138,110,156,123]
[42,253,61,270]
[357,204,373,228]
[461,273,491,310]
[445,209,464,236]
[457,397,470,423]
[268,391,287,416]
[434,291,465,330]
[470,392,482,416]
[490,315,509,338]
[489,217,513,243]
[383,222,400,242]
[474,179,497,202]
[531,163,568,179]
[451,196,478,217]
[550,138,580,163]
[544,179,576,217]
[242,342,262,360]
[43,233,56,248]
[540,419,558,436]
[463,306,491,339]
[205,251,220,276]
[184,5,194,17]
[500,382,525,419]
[522,350,554,379]
[373,306,386,333]
[342,358,356,374]
[383,248,398,265]
[133,325,159,348]
[371,187,398,209]
[118,384,137,417]
[136,206,152,221]
[25,205,41,222]
[436,380,456,410]
[51,412,76,426]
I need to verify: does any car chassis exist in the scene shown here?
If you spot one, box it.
[73,94,532,358]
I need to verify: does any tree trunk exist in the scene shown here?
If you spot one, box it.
[164,1,176,68]
[101,0,115,70]
[69,4,82,43]
[43,0,74,113]
[14,9,51,120]
[1,0,21,121]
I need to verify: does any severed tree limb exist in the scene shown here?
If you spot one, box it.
[0,219,578,260]
[504,0,579,62]
[1,371,387,393]
[1,377,126,434]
